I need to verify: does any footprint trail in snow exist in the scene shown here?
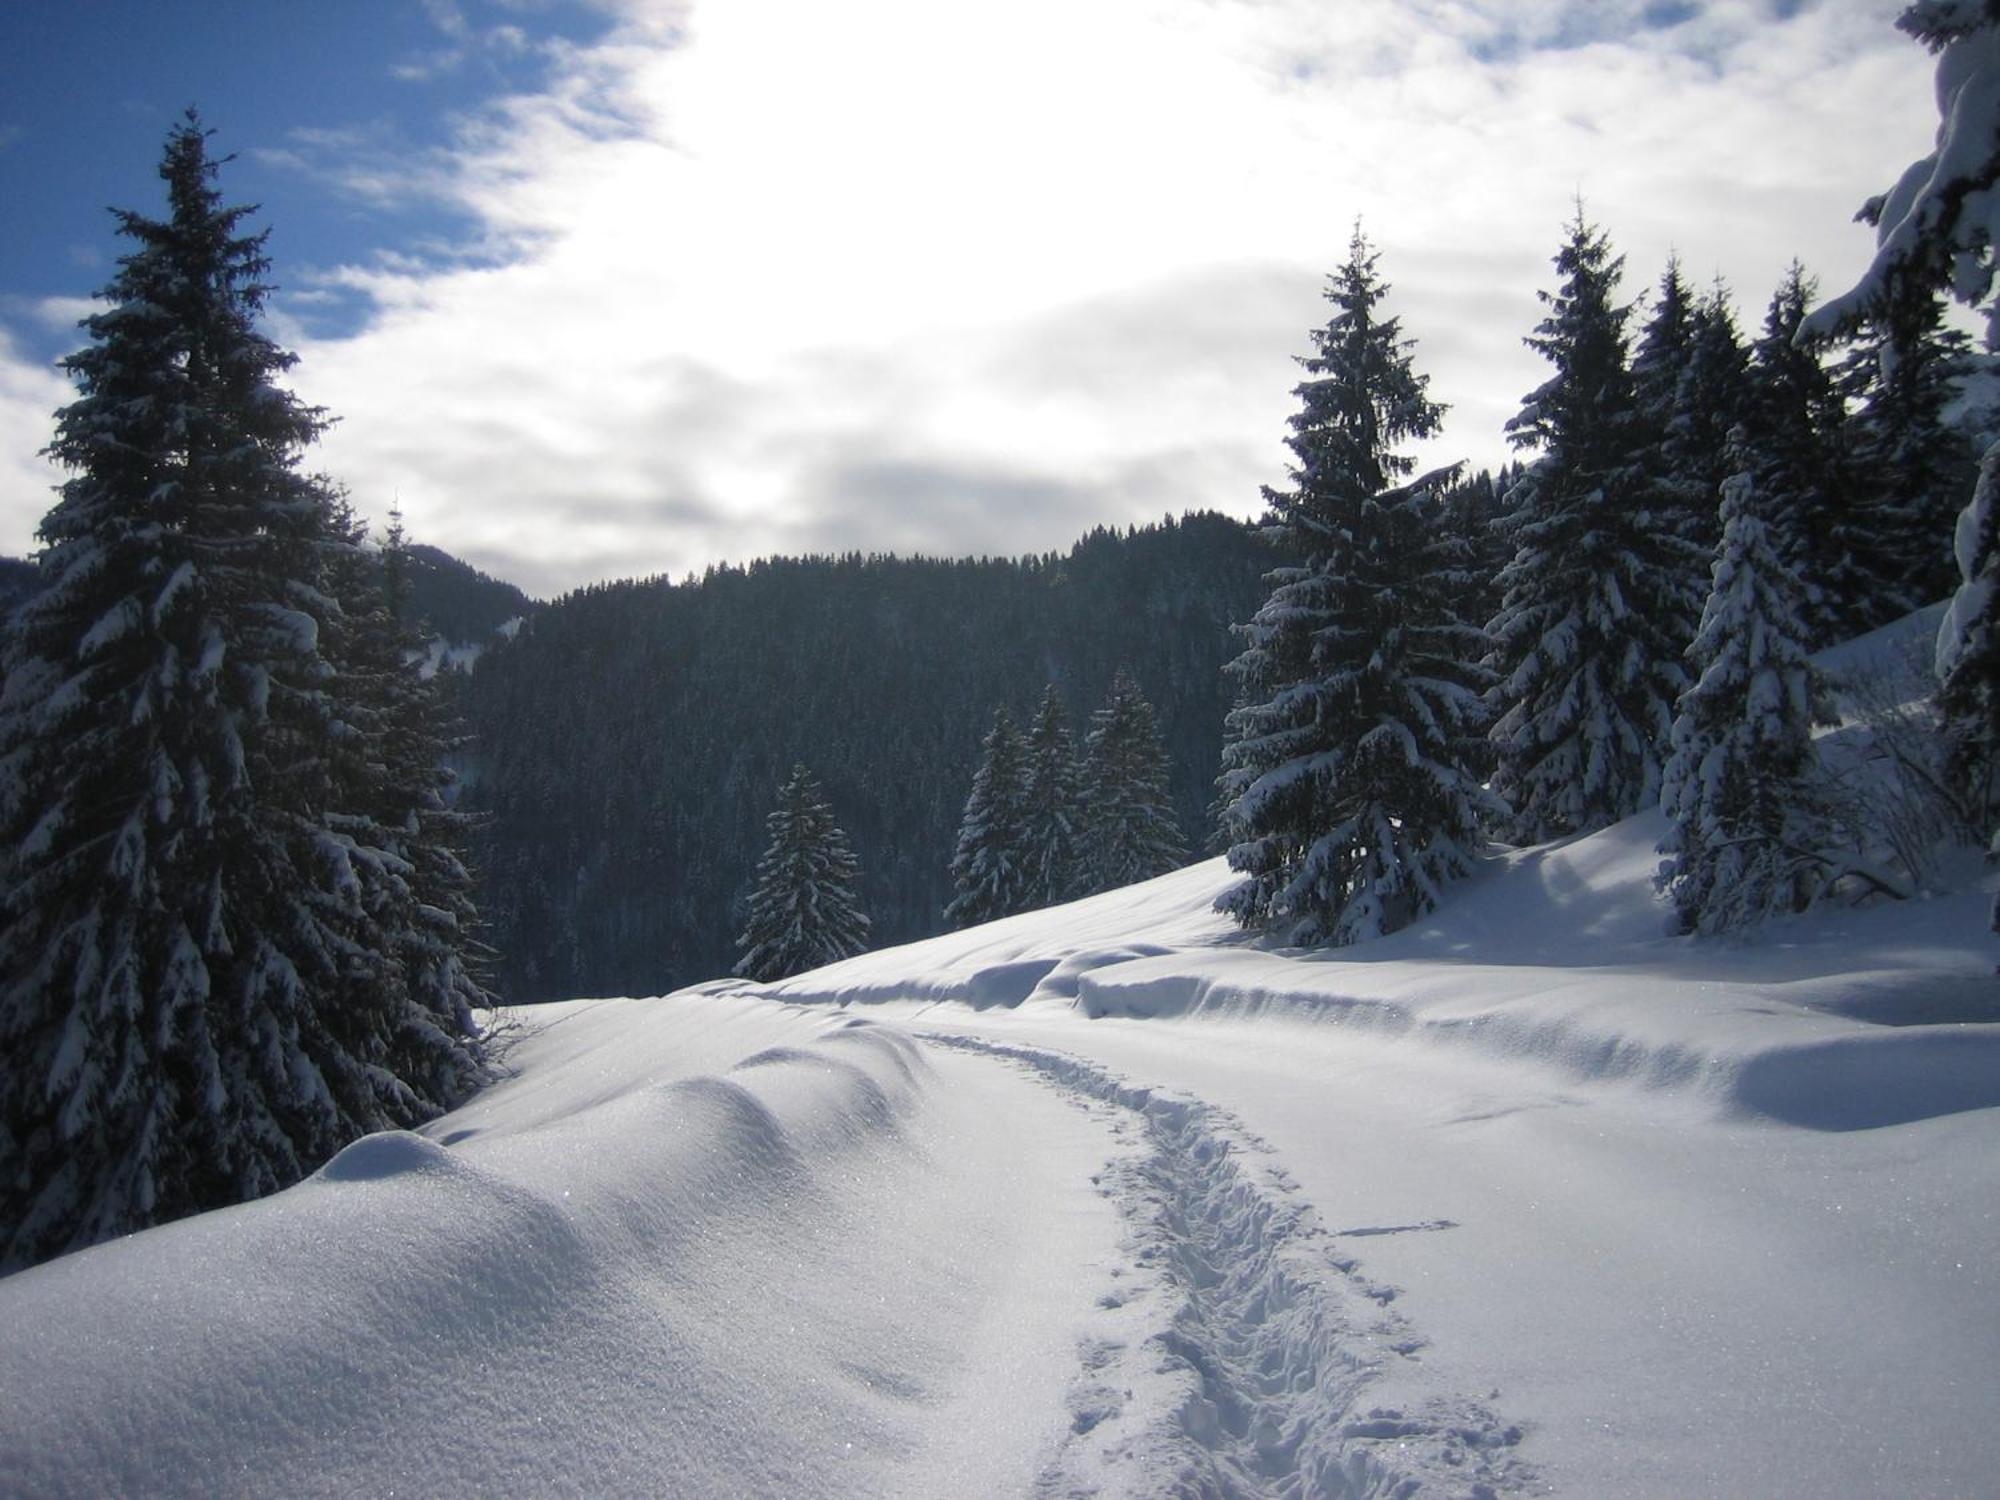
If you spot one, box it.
[924,1033,1534,1500]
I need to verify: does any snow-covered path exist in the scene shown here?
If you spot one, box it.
[904,1006,1998,1499]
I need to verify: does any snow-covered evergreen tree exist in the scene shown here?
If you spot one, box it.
[0,117,482,1271]
[1218,230,1501,943]
[945,708,1032,926]
[734,765,870,982]
[1020,685,1085,907]
[320,499,490,1108]
[1841,284,1977,611]
[1742,264,1878,642]
[1633,258,1710,545]
[1488,212,1707,842]
[1081,667,1187,893]
[1659,436,1837,933]
[1672,284,1758,517]
[1801,8,2000,874]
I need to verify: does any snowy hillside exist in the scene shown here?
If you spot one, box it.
[2,792,1997,1495]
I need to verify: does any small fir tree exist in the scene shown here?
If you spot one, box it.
[734,765,870,982]
[945,708,1032,926]
[1081,667,1186,893]
[1218,230,1501,942]
[1487,211,1707,842]
[1659,436,1837,932]
[1020,685,1085,907]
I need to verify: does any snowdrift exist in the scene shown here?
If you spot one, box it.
[0,1001,1128,1498]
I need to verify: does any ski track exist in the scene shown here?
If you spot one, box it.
[921,1034,1534,1500]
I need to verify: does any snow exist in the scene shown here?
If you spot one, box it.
[3,639,1998,1494]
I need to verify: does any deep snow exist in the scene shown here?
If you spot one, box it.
[2,666,1997,1495]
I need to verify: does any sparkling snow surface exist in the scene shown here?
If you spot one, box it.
[4,735,1998,1494]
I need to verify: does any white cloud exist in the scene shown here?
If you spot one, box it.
[0,328,70,552]
[0,0,1945,591]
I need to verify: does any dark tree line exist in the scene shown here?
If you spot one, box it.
[455,516,1272,1001]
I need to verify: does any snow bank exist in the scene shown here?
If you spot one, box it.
[0,995,1126,1499]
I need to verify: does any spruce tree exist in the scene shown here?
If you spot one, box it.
[1020,684,1085,907]
[734,765,870,982]
[945,708,1032,926]
[1742,264,1875,642]
[1802,4,2000,928]
[1639,267,1756,554]
[1081,667,1186,893]
[0,116,483,1271]
[320,500,490,1107]
[1841,284,1976,611]
[1219,231,1500,942]
[1632,257,1709,545]
[1487,211,1707,841]
[1659,437,1837,932]
[1672,284,1757,516]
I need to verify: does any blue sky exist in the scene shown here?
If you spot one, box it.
[0,1,611,355]
[0,2,1946,597]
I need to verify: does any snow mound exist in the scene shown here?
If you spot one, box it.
[0,997,1123,1498]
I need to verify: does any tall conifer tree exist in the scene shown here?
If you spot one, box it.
[1802,4,2000,928]
[1841,285,1976,611]
[1671,284,1757,514]
[0,116,484,1270]
[1633,257,1710,545]
[1742,264,1874,642]
[1219,231,1500,942]
[1488,211,1706,841]
[320,500,490,1107]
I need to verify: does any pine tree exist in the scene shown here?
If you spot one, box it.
[734,765,870,982]
[1020,685,1085,907]
[1672,284,1757,518]
[1487,211,1707,842]
[1659,436,1837,932]
[1633,257,1697,424]
[1081,667,1186,893]
[1218,231,1500,942]
[1437,468,1510,640]
[1742,264,1875,642]
[1802,4,2000,926]
[0,116,483,1271]
[320,500,490,1107]
[1841,284,1976,611]
[945,708,1032,926]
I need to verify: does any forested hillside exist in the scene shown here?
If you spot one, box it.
[454,512,1272,1001]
